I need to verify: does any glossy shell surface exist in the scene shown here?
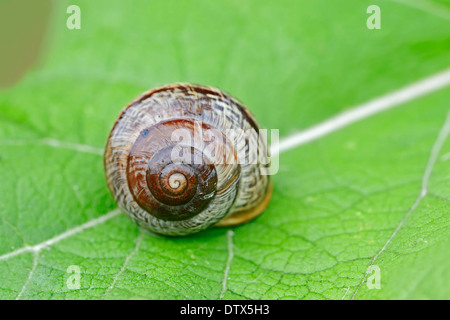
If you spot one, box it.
[104,83,271,236]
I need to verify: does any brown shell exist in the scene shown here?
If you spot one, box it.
[104,83,272,236]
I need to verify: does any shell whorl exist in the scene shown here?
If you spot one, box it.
[104,83,271,236]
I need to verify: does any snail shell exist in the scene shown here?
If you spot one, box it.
[104,83,272,236]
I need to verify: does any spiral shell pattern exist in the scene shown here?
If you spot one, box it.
[104,83,271,236]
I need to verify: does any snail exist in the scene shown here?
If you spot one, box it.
[104,83,272,236]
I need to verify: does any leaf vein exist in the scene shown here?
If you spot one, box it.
[351,109,450,299]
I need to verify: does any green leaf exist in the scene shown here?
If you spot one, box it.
[0,0,449,299]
